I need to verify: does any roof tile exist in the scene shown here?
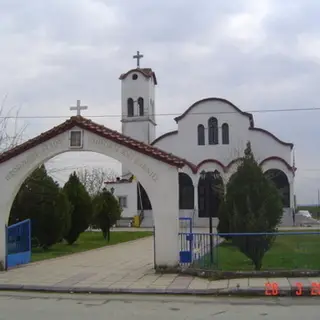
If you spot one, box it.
[0,116,186,169]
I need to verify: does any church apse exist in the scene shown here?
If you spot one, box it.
[198,170,224,218]
[264,169,290,207]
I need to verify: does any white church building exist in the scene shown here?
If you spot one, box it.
[106,57,296,228]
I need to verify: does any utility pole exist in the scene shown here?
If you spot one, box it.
[317,189,320,221]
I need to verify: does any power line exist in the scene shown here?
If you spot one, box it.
[2,106,320,119]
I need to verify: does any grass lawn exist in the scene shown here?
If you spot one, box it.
[195,232,320,271]
[31,231,153,262]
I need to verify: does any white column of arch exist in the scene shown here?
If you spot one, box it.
[193,182,198,217]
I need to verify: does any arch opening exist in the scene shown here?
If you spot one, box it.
[264,169,290,207]
[198,170,224,218]
[179,172,194,209]
[127,98,134,117]
[138,97,144,116]
[137,182,152,210]
[0,129,181,269]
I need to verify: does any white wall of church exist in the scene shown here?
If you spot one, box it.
[249,130,291,164]
[153,99,292,168]
[121,71,157,177]
[121,71,155,120]
[122,121,155,145]
[106,181,138,218]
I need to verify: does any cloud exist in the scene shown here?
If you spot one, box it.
[0,0,319,203]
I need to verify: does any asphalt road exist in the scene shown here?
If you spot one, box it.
[0,292,319,319]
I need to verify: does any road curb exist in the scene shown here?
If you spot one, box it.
[0,284,317,297]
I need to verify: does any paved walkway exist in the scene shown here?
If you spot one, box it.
[0,236,319,296]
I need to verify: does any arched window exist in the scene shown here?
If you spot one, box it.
[208,117,218,145]
[197,124,205,145]
[222,123,229,144]
[127,98,134,117]
[138,97,144,116]
[179,173,194,209]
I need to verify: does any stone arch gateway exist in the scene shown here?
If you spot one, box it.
[0,116,185,269]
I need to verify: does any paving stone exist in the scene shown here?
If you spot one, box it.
[108,282,132,288]
[207,280,229,289]
[138,275,161,283]
[88,282,114,288]
[154,274,176,280]
[288,278,311,287]
[307,277,320,285]
[120,276,143,282]
[147,284,168,289]
[229,278,249,289]
[152,279,174,286]
[2,236,319,297]
[188,279,209,290]
[266,277,291,289]
[248,278,268,288]
[168,276,193,289]
[128,283,149,289]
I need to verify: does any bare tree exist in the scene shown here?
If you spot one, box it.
[77,167,118,197]
[0,95,27,152]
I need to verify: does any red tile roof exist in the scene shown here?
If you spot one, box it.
[0,116,185,168]
[151,130,178,145]
[119,68,157,85]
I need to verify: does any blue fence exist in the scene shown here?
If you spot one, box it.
[179,217,193,263]
[178,231,320,271]
[6,219,31,269]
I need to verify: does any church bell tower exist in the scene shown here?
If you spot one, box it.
[119,51,157,177]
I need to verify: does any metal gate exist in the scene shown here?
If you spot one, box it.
[179,217,193,263]
[6,219,31,269]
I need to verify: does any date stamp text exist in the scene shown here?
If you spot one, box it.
[265,282,320,296]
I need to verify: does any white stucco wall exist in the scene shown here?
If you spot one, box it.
[122,120,155,145]
[154,100,250,165]
[153,99,292,169]
[249,129,292,164]
[121,70,156,176]
[106,181,138,218]
[121,71,155,120]
[0,126,180,269]
[112,98,295,228]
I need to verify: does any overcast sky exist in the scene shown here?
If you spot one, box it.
[1,0,320,204]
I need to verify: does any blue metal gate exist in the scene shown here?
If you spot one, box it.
[179,217,193,263]
[6,219,31,269]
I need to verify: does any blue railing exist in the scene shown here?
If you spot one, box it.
[179,231,320,271]
[6,219,32,269]
[179,217,193,263]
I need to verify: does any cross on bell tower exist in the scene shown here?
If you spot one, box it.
[133,50,143,68]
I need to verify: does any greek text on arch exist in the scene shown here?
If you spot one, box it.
[5,138,64,181]
[91,137,158,181]
[91,138,135,160]
[134,157,158,182]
